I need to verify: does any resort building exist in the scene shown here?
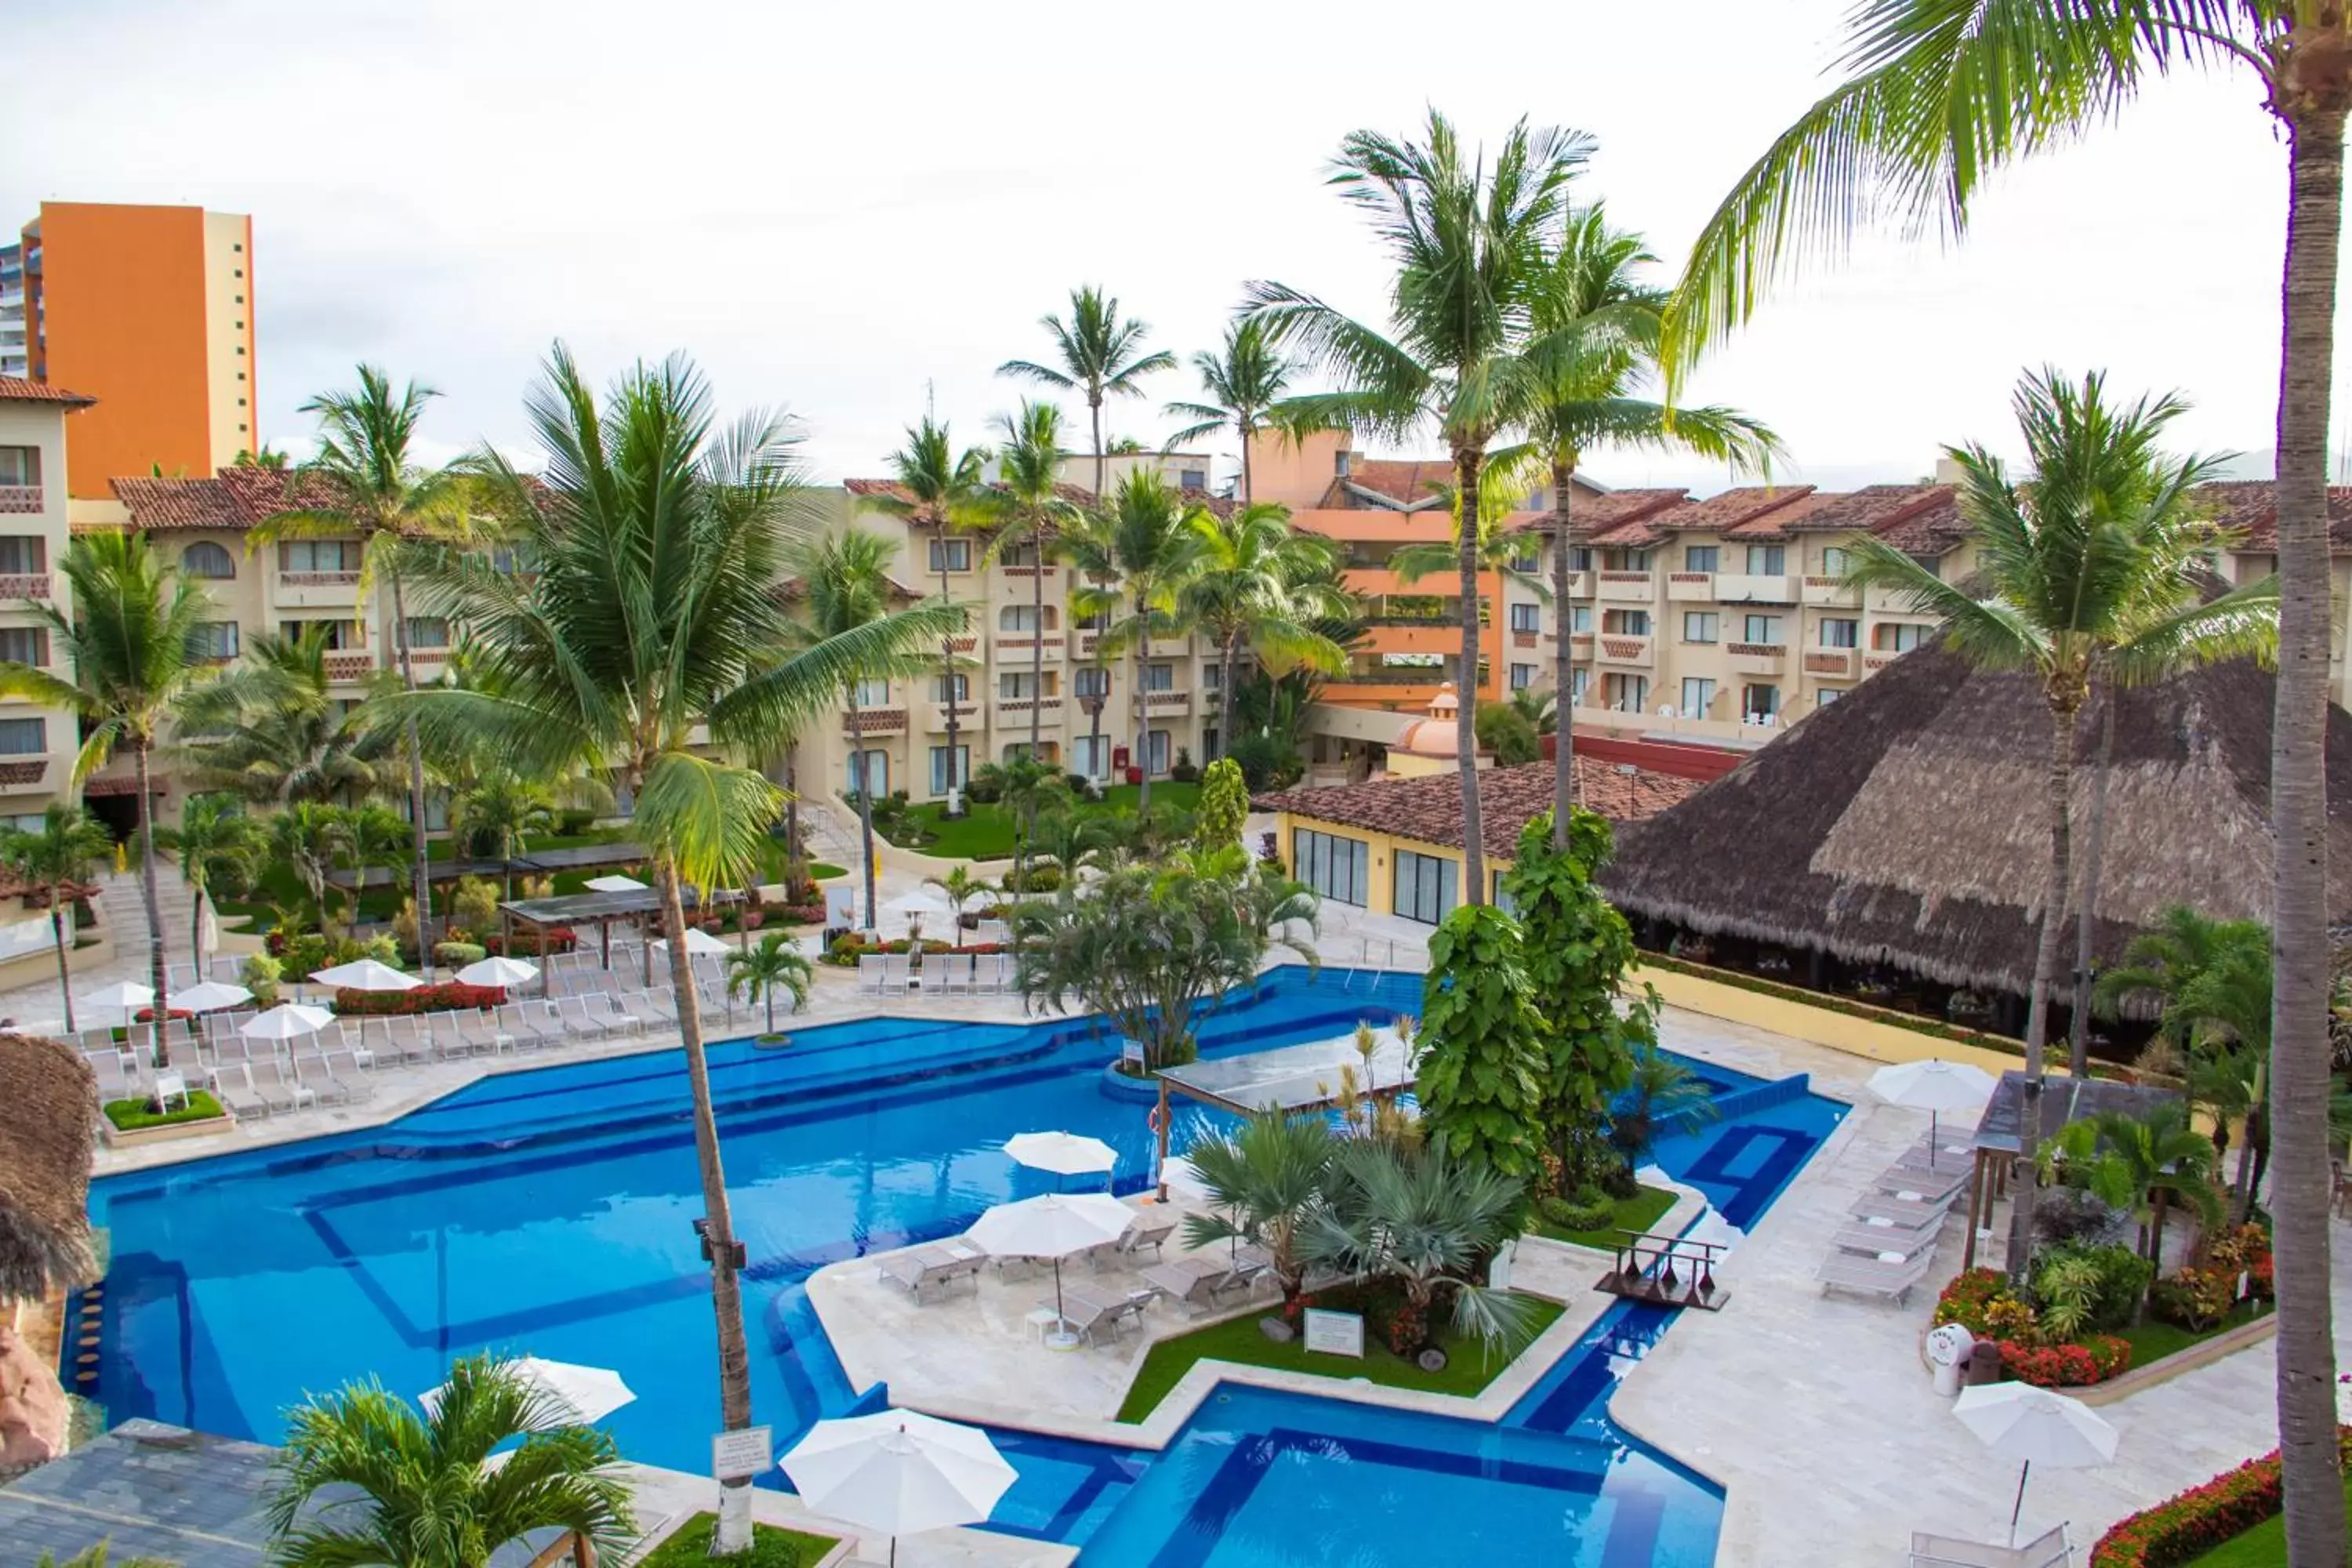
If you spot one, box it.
[0,379,95,833]
[13,202,258,495]
[0,244,27,378]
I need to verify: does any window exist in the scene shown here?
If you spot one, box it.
[402,617,452,648]
[1745,544,1786,575]
[0,536,45,575]
[1682,611,1719,644]
[1143,663,1174,691]
[1570,668,1590,705]
[1819,617,1858,648]
[932,673,970,703]
[1570,605,1594,633]
[280,619,361,649]
[849,677,889,708]
[1507,548,1538,574]
[1680,677,1717,717]
[1492,869,1516,915]
[1602,608,1650,636]
[1744,684,1781,720]
[1908,554,1944,579]
[1201,663,1221,690]
[1742,614,1784,645]
[1294,829,1370,907]
[1566,546,1594,573]
[0,627,45,666]
[1602,672,1649,711]
[1178,469,1207,492]
[1508,603,1540,633]
[1874,622,1927,652]
[1603,547,1650,571]
[998,604,1042,632]
[847,750,889,797]
[235,346,245,356]
[1820,546,1852,578]
[1509,662,1534,690]
[0,812,45,834]
[997,541,1038,568]
[927,538,972,572]
[1392,849,1458,924]
[0,717,43,755]
[1074,667,1109,699]
[999,671,1042,700]
[1146,730,1171,774]
[191,621,238,660]
[1072,734,1111,779]
[928,745,970,796]
[1817,687,1844,706]
[281,539,356,574]
[0,447,36,487]
[1683,545,1719,574]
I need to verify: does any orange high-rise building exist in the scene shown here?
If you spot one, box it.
[16,202,256,496]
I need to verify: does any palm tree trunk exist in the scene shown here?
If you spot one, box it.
[765,986,775,1034]
[2147,1188,2169,1269]
[848,691,877,931]
[654,857,756,1554]
[189,878,205,984]
[1219,630,1240,760]
[2270,93,2348,1568]
[1029,543,1044,757]
[1453,448,1487,906]
[784,746,800,869]
[390,571,434,952]
[1240,423,1254,507]
[1134,594,1151,813]
[50,898,73,1033]
[1091,398,1105,503]
[940,539,961,815]
[1550,459,1577,845]
[132,742,169,1060]
[2069,684,2116,1076]
[2004,700,2078,1281]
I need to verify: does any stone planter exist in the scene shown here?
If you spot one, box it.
[101,1111,236,1149]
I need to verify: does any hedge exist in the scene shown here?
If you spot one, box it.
[103,1091,227,1131]
[334,982,510,1015]
[2091,1428,2352,1566]
[483,927,577,956]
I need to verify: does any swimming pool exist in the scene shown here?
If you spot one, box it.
[82,966,1845,1566]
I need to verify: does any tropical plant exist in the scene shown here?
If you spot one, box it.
[266,803,343,929]
[1610,1047,1717,1163]
[449,771,557,899]
[999,285,1176,500]
[1163,318,1302,504]
[392,347,957,1552]
[1297,1136,1537,1362]
[1415,902,1550,1183]
[861,416,989,811]
[924,864,990,934]
[1839,368,2275,1281]
[0,530,220,1030]
[1668,13,2352,1542]
[34,1547,173,1568]
[1251,109,1589,904]
[337,804,412,936]
[1474,699,1540,766]
[1025,801,1111,885]
[1192,757,1249,854]
[2038,1102,2223,1270]
[172,626,388,806]
[263,1352,635,1568]
[1179,1112,1336,1304]
[1179,502,1348,753]
[1062,471,1206,811]
[725,931,811,1035]
[1013,844,1317,1069]
[0,804,111,1033]
[973,754,1070,890]
[986,401,1081,764]
[1507,683,1557,737]
[154,794,263,982]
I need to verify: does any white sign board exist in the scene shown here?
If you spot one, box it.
[1122,1040,1147,1067]
[824,885,858,927]
[1301,1308,1365,1359]
[712,1425,773,1481]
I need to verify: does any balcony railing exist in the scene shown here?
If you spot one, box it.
[1563,569,1591,597]
[1595,633,1653,666]
[844,708,909,736]
[0,758,45,788]
[281,570,362,588]
[1510,630,1539,648]
[1802,575,1860,608]
[1596,570,1654,602]
[1864,583,1931,614]
[0,572,50,600]
[1570,631,1595,655]
[1145,688,1190,710]
[996,633,1065,659]
[323,652,375,682]
[1805,648,1859,678]
[1727,640,1788,674]
[1864,650,1906,673]
[947,634,979,655]
[1715,573,1798,604]
[0,486,42,516]
[1665,572,1715,602]
[996,698,1066,723]
[999,564,1059,581]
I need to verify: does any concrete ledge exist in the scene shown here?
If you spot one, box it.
[2078,1310,2278,1406]
[99,1111,236,1149]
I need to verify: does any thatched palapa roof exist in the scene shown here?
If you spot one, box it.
[0,1034,98,1302]
[1600,644,2352,998]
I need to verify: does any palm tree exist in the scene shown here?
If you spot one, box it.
[1180,503,1349,757]
[1666,15,2352,1546]
[154,794,263,984]
[924,863,989,936]
[725,931,811,1035]
[0,804,111,1032]
[861,417,989,812]
[1513,205,1779,840]
[1061,472,1207,812]
[1163,318,1300,504]
[1842,369,2278,1282]
[450,771,557,899]
[337,804,411,937]
[173,626,388,805]
[1507,684,1557,738]
[982,756,1071,893]
[394,348,956,1549]
[0,531,216,1040]
[2039,1103,2223,1270]
[270,802,348,929]
[36,1547,172,1568]
[999,285,1176,500]
[256,366,486,949]
[1181,1112,1336,1304]
[1250,109,1590,903]
[987,401,1080,764]
[263,1353,635,1568]
[1608,1045,1718,1163]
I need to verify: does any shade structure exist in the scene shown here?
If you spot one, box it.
[310,959,423,992]
[583,873,648,893]
[1954,1382,2118,1545]
[80,981,154,1017]
[651,927,730,957]
[173,980,252,1013]
[1004,1131,1117,1178]
[967,1193,1133,1345]
[781,1410,1014,1565]
[419,1356,635,1428]
[456,955,540,989]
[1869,1058,1998,1169]
[240,1004,334,1041]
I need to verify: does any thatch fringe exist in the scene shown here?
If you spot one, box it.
[0,1033,98,1302]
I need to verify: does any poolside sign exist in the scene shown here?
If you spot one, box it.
[1302,1308,1365,1359]
[712,1425,773,1480]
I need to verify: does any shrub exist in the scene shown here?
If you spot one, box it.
[1227,731,1302,792]
[1168,748,1200,784]
[2034,1243,2152,1334]
[2092,1429,2352,1566]
[1001,864,1062,894]
[452,876,500,937]
[392,896,420,957]
[483,927,576,956]
[1998,1335,2131,1388]
[1474,699,1541,766]
[2034,1185,2128,1248]
[963,771,1004,804]
[434,941,488,967]
[283,931,331,982]
[334,982,509,1015]
[557,808,597,836]
[1934,1268,2036,1341]
[240,951,283,1005]
[1540,1187,1617,1235]
[2149,1267,2236,1332]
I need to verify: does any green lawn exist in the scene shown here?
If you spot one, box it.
[881,782,1203,860]
[806,861,848,880]
[103,1091,227,1131]
[1114,1294,1563,1424]
[636,1512,836,1568]
[2180,1473,2352,1565]
[1530,1185,1679,1250]
[2115,1298,2274,1368]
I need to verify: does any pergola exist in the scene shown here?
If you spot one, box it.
[328,840,655,891]
[1150,1025,1415,1199]
[1958,1070,2183,1270]
[495,883,707,986]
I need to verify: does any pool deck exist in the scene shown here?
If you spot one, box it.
[619,1461,1078,1567]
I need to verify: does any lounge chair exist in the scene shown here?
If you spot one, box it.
[1871,1164,1969,1205]
[880,953,913,996]
[1817,1247,1933,1304]
[1849,1189,1958,1227]
[1831,1222,1941,1261]
[383,1016,432,1066]
[1113,1214,1176,1264]
[595,991,651,1035]
[1909,1523,2072,1568]
[320,1047,375,1101]
[211,1063,268,1120]
[290,1051,349,1106]
[558,995,622,1041]
[1142,1257,1238,1316]
[878,1242,987,1299]
[85,1048,137,1102]
[149,1069,193,1112]
[270,1057,318,1111]
[1059,1283,1149,1342]
[641,987,683,1025]
[937,954,977,998]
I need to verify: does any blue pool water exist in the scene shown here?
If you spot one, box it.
[84,966,1846,1566]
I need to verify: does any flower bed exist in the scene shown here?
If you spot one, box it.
[1933,1268,2136,1387]
[333,982,510,1015]
[2091,1427,2352,1566]
[820,937,1004,967]
[482,927,577,956]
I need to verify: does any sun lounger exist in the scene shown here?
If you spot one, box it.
[1142,1256,1239,1316]
[1831,1222,1941,1261]
[1871,1164,1969,1205]
[319,1047,375,1101]
[881,954,913,996]
[594,992,651,1035]
[879,1241,988,1299]
[270,1057,318,1111]
[85,1048,137,1102]
[641,987,683,1024]
[1112,1215,1176,1264]
[1817,1247,1933,1304]
[558,995,622,1040]
[1060,1283,1149,1342]
[211,1063,268,1120]
[1849,1189,1958,1227]
[289,1051,349,1106]
[1909,1523,2072,1567]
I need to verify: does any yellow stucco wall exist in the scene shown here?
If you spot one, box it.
[1272,810,1472,920]
[1628,962,2026,1075]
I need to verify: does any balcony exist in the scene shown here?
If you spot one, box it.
[1715,573,1798,604]
[947,634,979,655]
[996,698,1066,725]
[1563,569,1591,597]
[844,708,908,738]
[0,572,49,600]
[923,700,978,732]
[1595,633,1653,668]
[1665,571,1714,602]
[323,652,376,683]
[1802,575,1860,608]
[1074,630,1105,659]
[1864,583,1934,614]
[278,570,363,608]
[1569,631,1595,659]
[1727,641,1788,676]
[1508,630,1541,650]
[1367,623,1461,657]
[1803,647,1858,679]
[1145,688,1191,713]
[0,486,42,516]
[0,757,45,790]
[997,563,1060,583]
[403,645,450,670]
[1863,650,1907,673]
[1596,570,1654,602]
[995,633,1065,662]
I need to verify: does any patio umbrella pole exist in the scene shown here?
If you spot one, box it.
[2009,1459,2029,1548]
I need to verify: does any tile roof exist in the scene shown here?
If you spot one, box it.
[0,376,95,407]
[1875,492,1973,555]
[109,466,349,531]
[1780,482,1953,534]
[1322,459,1455,510]
[1254,757,1700,862]
[2192,480,2352,554]
[1510,488,1690,541]
[1640,485,1817,534]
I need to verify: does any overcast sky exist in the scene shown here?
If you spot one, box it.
[5,0,2326,494]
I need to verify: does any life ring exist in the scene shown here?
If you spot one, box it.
[1147,1103,1166,1136]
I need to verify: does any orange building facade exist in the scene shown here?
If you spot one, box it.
[20,203,256,496]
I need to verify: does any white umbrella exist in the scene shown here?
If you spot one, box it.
[1869,1058,1997,1168]
[1157,1155,1210,1202]
[82,980,155,1029]
[456,955,540,989]
[651,927,731,957]
[583,873,648,893]
[1004,1131,1117,1179]
[419,1356,635,1428]
[174,980,252,1013]
[241,1003,334,1041]
[310,958,423,992]
[782,1410,1014,1568]
[1954,1382,2118,1545]
[967,1193,1132,1346]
